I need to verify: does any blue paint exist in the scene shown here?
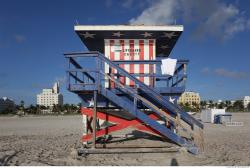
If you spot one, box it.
[65,52,203,154]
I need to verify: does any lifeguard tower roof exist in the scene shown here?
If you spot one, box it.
[74,25,183,57]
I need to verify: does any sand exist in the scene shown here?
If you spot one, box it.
[0,113,250,166]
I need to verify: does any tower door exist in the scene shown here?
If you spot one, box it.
[104,39,156,88]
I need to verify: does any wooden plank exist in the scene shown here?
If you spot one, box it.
[78,147,180,155]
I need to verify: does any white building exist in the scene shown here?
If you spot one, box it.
[201,109,226,123]
[0,97,15,113]
[243,96,250,108]
[218,100,222,104]
[37,82,63,107]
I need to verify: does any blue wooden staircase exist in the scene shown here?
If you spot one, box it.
[65,51,204,154]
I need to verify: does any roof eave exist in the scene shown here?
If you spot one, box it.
[74,25,184,32]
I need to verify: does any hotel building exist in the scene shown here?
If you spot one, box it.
[37,82,63,107]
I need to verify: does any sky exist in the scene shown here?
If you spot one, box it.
[0,0,250,105]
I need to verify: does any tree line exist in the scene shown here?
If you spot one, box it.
[0,100,81,115]
[2,99,250,115]
[200,100,250,112]
[181,100,250,112]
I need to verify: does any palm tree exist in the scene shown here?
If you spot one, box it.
[27,104,36,114]
[200,101,207,109]
[208,100,214,109]
[36,105,41,114]
[247,103,250,112]
[225,100,231,108]
[20,100,25,108]
[52,104,57,113]
[192,102,200,112]
[179,102,192,112]
[218,102,226,109]
[233,100,244,112]
[214,102,218,109]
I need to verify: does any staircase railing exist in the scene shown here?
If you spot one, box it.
[65,51,204,153]
[65,51,203,129]
[112,59,188,88]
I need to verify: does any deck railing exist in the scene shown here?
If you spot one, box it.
[65,51,203,129]
[65,51,188,91]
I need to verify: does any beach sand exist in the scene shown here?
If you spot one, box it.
[0,113,249,166]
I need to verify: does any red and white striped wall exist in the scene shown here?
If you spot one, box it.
[104,39,156,87]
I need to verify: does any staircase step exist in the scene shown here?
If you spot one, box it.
[100,87,199,154]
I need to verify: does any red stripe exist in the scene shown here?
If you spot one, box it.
[129,40,134,86]
[149,40,154,87]
[139,40,144,83]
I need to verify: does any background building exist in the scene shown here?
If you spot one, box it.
[0,97,15,113]
[178,91,200,107]
[37,82,63,107]
[243,96,250,108]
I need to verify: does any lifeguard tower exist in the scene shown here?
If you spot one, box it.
[65,25,204,154]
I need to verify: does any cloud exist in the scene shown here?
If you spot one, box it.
[129,0,250,40]
[214,68,250,79]
[248,20,250,28]
[224,17,248,38]
[129,0,178,25]
[201,67,250,80]
[201,67,210,74]
[13,34,26,43]
[121,0,151,10]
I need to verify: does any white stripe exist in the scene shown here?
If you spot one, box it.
[114,40,120,75]
[144,39,150,85]
[134,40,140,80]
[153,40,156,73]
[149,39,156,86]
[104,39,110,88]
[124,39,130,86]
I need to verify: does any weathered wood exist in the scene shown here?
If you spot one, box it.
[78,147,180,155]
